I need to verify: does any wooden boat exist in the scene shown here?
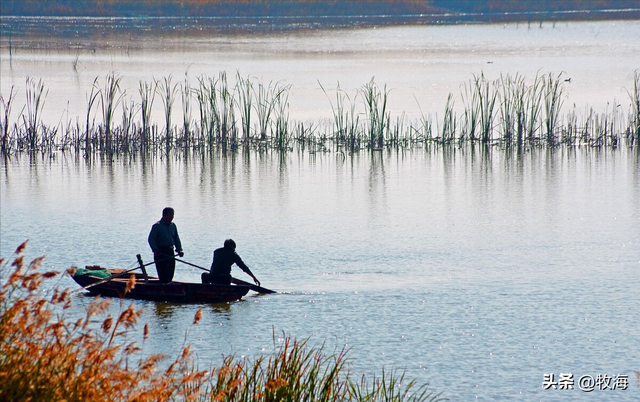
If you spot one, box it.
[72,267,251,303]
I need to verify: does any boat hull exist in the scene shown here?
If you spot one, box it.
[72,270,250,303]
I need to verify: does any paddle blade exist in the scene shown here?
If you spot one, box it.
[231,277,276,294]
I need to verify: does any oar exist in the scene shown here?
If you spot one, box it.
[174,257,276,294]
[229,276,277,294]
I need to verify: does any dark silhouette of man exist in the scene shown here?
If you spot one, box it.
[202,239,260,286]
[148,207,184,283]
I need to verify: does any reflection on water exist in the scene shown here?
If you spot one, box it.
[151,300,232,323]
[152,302,181,321]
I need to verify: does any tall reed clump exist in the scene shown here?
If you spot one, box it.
[23,77,48,150]
[321,82,361,152]
[362,78,389,150]
[84,77,101,153]
[475,73,498,144]
[1,242,445,402]
[196,72,237,147]
[498,73,526,146]
[119,98,139,153]
[460,77,480,141]
[414,109,433,145]
[200,336,445,402]
[196,75,215,144]
[217,72,237,145]
[139,79,157,147]
[256,79,289,141]
[459,73,497,143]
[4,70,639,155]
[99,73,124,152]
[180,76,194,147]
[440,93,457,144]
[542,72,566,146]
[628,70,640,142]
[157,75,179,149]
[235,73,254,141]
[0,85,17,154]
[273,89,291,151]
[523,73,545,143]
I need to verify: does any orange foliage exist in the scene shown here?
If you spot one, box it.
[0,241,207,401]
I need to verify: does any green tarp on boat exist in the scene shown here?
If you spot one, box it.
[74,267,111,279]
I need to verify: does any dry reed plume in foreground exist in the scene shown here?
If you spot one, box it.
[0,241,444,402]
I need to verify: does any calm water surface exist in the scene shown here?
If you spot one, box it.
[1,19,640,401]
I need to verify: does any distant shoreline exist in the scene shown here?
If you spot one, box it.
[2,1,640,50]
[1,0,639,25]
[2,9,640,22]
[2,10,639,41]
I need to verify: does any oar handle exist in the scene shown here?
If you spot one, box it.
[174,257,208,271]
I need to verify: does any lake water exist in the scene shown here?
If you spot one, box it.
[1,18,640,401]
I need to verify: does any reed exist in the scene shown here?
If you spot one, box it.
[196,75,215,144]
[180,76,194,147]
[139,80,157,147]
[157,75,179,149]
[542,72,565,146]
[440,93,457,143]
[24,77,48,150]
[198,334,445,402]
[120,98,138,152]
[460,78,480,141]
[197,72,238,146]
[563,106,579,145]
[273,90,291,151]
[84,77,101,153]
[217,71,237,145]
[362,78,389,150]
[413,98,433,145]
[99,73,124,152]
[473,73,498,144]
[628,70,640,142]
[1,242,445,402]
[0,85,17,154]
[524,73,544,143]
[256,80,289,141]
[320,82,361,152]
[498,74,527,146]
[235,73,254,141]
[513,75,528,147]
[389,113,407,147]
[350,370,443,402]
[2,71,639,156]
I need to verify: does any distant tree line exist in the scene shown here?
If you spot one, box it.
[0,0,437,17]
[431,0,640,14]
[1,0,638,18]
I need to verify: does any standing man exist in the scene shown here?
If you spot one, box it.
[148,207,184,283]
